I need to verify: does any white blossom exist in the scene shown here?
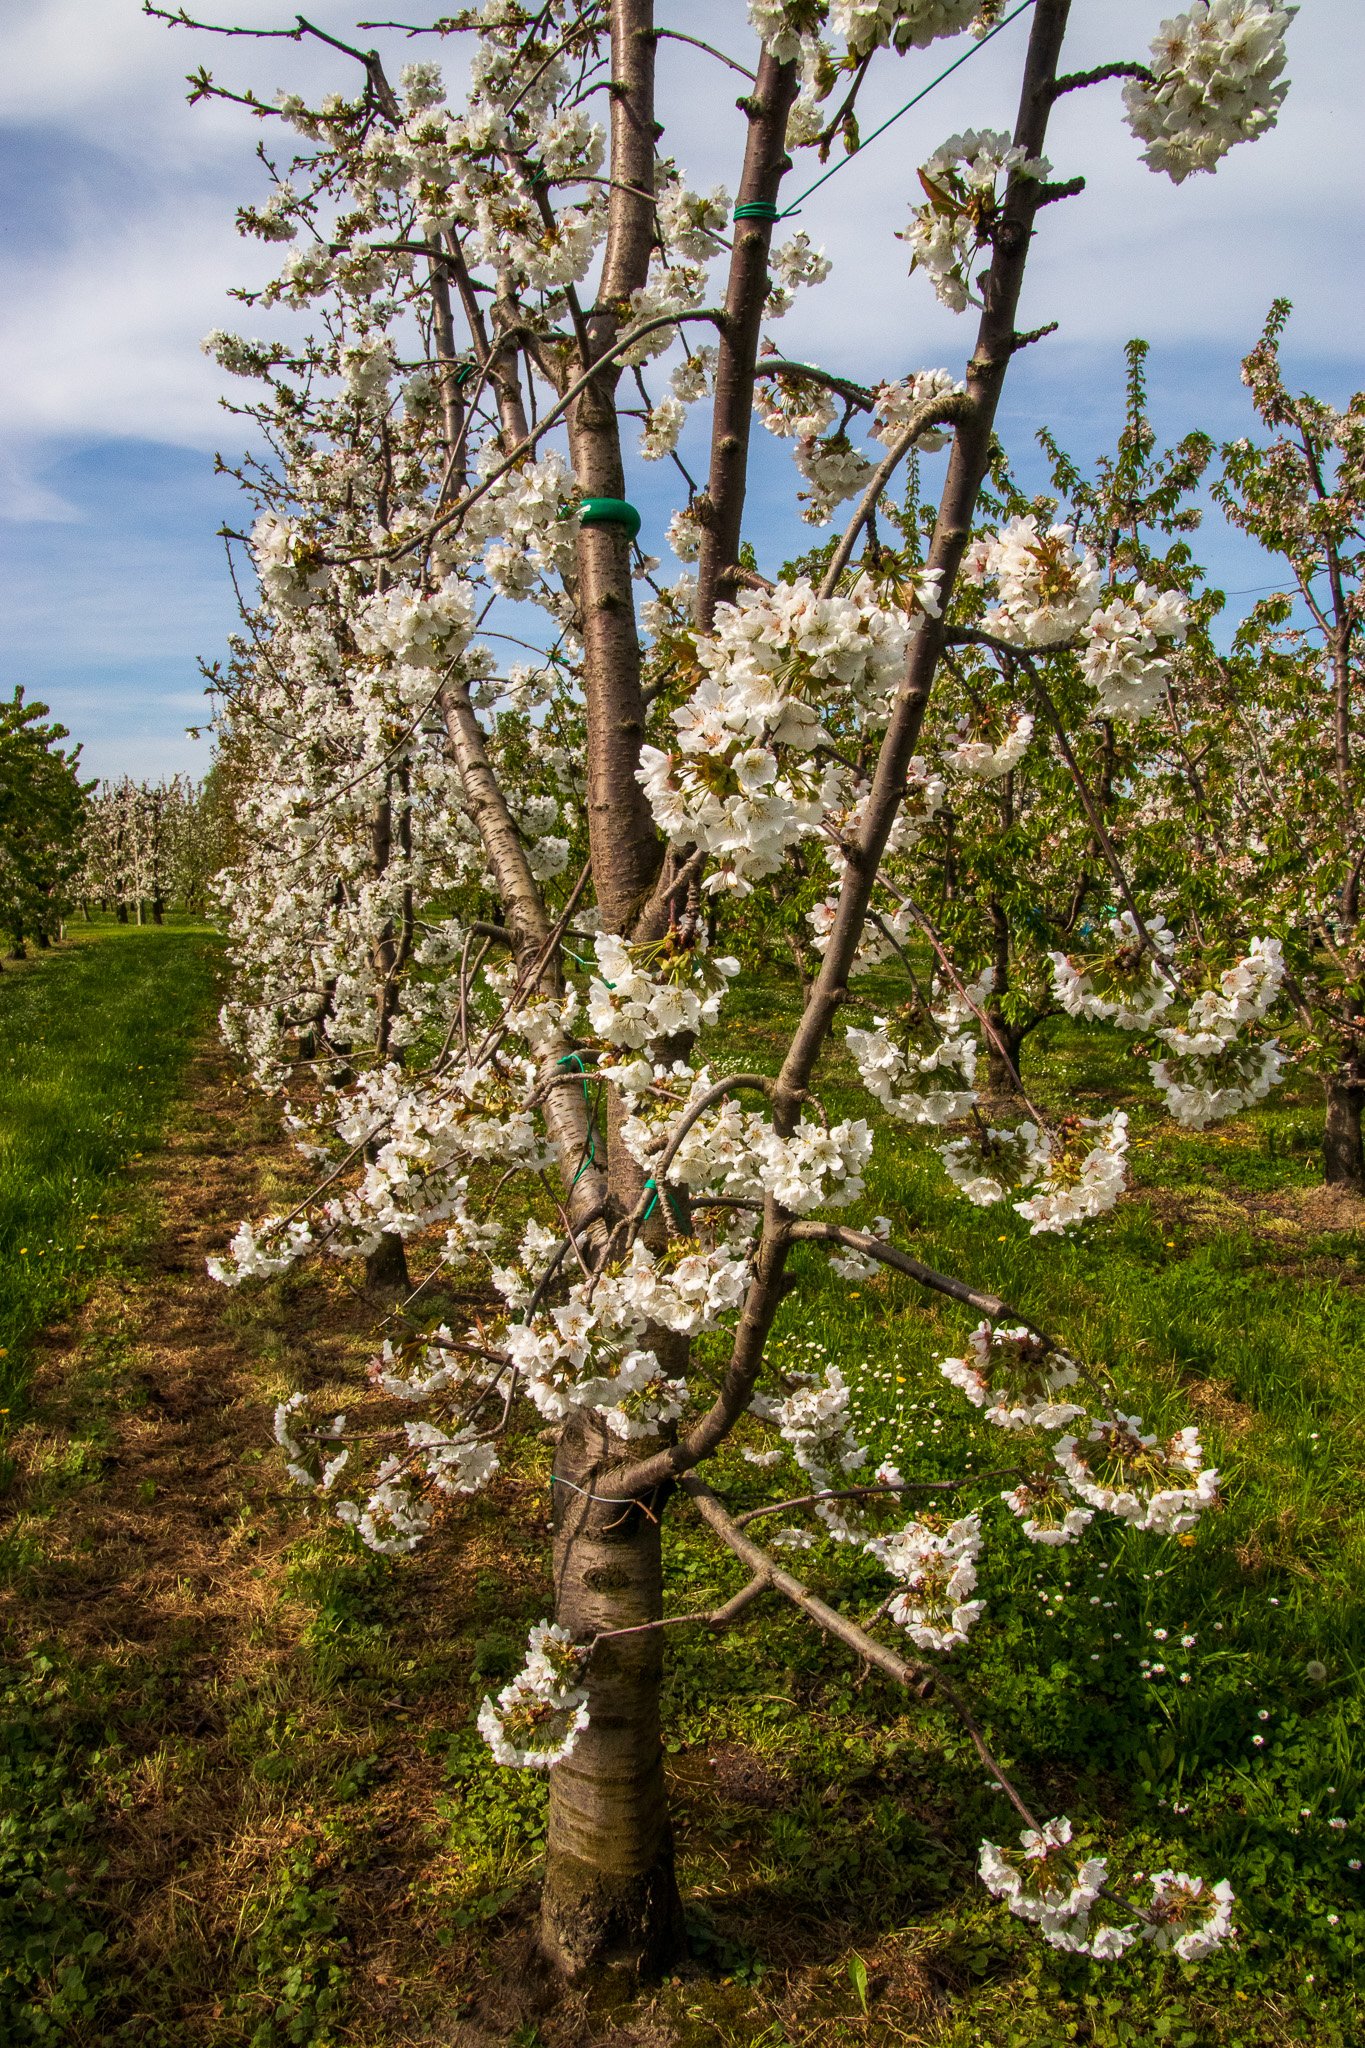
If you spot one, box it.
[1143,1871,1236,1958]
[1048,912,1178,1031]
[1124,2,1296,184]
[866,1512,985,1652]
[1014,1110,1130,1234]
[939,1322,1084,1430]
[899,132,1050,311]
[639,395,686,461]
[831,0,980,58]
[1081,584,1190,719]
[478,1621,590,1769]
[1149,937,1286,1126]
[871,367,966,452]
[962,515,1101,645]
[1055,1415,1220,1535]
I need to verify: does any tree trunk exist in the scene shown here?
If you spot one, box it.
[541,1413,685,1979]
[152,895,164,926]
[1324,1075,1365,1190]
[984,1013,1027,1100]
[116,902,128,924]
[363,1230,411,1293]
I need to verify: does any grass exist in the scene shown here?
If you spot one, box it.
[0,919,221,1413]
[0,946,1361,2044]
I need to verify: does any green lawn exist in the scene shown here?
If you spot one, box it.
[0,921,220,1412]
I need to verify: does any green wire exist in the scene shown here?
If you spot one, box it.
[777,0,1039,219]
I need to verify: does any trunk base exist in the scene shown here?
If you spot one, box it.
[1324,1077,1365,1191]
[540,1837,687,1981]
[983,1016,1027,1105]
[540,1412,687,1983]
[364,1231,411,1294]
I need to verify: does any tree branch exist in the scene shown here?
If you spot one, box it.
[682,1476,1044,1832]
[786,1221,1052,1335]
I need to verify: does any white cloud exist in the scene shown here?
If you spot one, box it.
[0,453,82,524]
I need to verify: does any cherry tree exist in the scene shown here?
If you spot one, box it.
[80,775,210,924]
[1183,306,1365,1186]
[162,0,1300,1980]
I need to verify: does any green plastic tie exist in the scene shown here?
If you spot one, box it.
[451,360,477,389]
[578,497,642,541]
[733,199,780,222]
[641,1175,685,1226]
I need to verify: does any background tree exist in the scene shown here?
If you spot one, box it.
[80,776,220,924]
[0,689,88,957]
[1194,304,1365,1186]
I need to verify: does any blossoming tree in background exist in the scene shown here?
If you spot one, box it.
[158,0,1300,1979]
[79,776,218,924]
[1178,306,1365,1186]
[767,337,1219,1102]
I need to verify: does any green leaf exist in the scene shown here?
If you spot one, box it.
[847,1951,869,2015]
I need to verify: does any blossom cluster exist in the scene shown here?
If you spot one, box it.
[1149,937,1286,1127]
[638,577,920,891]
[501,1233,749,1438]
[1123,1,1296,184]
[979,1818,1235,1961]
[587,933,739,1048]
[937,1109,1130,1236]
[478,1621,590,1769]
[940,1322,1084,1432]
[1049,911,1178,1031]
[900,131,1051,313]
[931,1320,1220,1545]
[622,1074,873,1217]
[845,1009,978,1126]
[962,516,1189,713]
[868,1511,986,1652]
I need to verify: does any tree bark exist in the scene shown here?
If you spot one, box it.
[1324,1074,1365,1190]
[984,1014,1028,1099]
[540,1413,685,1979]
[983,894,1025,1098]
[364,1230,411,1293]
[694,47,798,629]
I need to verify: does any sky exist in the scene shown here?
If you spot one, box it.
[0,0,1359,782]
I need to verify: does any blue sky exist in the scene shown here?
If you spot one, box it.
[0,1,1359,780]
